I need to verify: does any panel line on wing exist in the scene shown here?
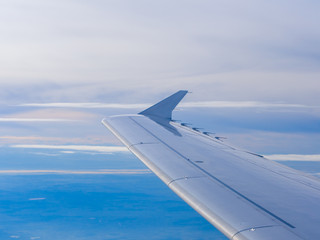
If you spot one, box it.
[128,142,159,147]
[174,122,320,192]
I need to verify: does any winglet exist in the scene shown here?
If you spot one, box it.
[139,90,188,120]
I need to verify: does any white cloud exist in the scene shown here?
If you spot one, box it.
[19,101,313,109]
[33,152,60,157]
[182,101,310,108]
[29,198,46,201]
[0,135,122,146]
[11,144,129,153]
[1,1,319,162]
[0,169,150,175]
[19,102,149,109]
[0,118,78,122]
[266,154,320,161]
[60,150,75,154]
[0,1,319,92]
[0,109,96,124]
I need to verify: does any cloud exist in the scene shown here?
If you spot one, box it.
[0,0,319,85]
[0,118,78,122]
[1,1,319,166]
[0,169,150,175]
[19,101,314,109]
[60,150,75,154]
[266,154,320,161]
[33,152,61,157]
[0,135,122,146]
[19,102,149,109]
[11,144,129,153]
[29,198,46,201]
[182,101,311,108]
[0,108,96,121]
[0,1,319,107]
[0,136,56,141]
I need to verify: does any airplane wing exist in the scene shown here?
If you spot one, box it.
[102,90,320,240]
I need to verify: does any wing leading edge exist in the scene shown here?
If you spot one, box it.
[102,91,320,240]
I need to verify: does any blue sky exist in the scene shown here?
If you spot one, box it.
[0,1,320,239]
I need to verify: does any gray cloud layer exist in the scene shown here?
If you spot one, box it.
[18,101,316,109]
[0,1,319,105]
[0,1,319,158]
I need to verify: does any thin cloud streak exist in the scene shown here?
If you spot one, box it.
[11,144,129,153]
[33,152,61,157]
[19,101,314,109]
[0,136,116,146]
[19,102,149,109]
[29,198,46,201]
[266,154,320,161]
[0,118,79,122]
[181,101,311,108]
[0,169,150,175]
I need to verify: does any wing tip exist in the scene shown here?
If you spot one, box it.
[139,90,188,120]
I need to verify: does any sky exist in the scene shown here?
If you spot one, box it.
[0,0,320,103]
[0,0,320,239]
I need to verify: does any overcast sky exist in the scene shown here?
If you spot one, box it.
[0,0,319,156]
[0,0,319,104]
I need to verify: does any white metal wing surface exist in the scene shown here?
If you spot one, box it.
[102,91,320,240]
